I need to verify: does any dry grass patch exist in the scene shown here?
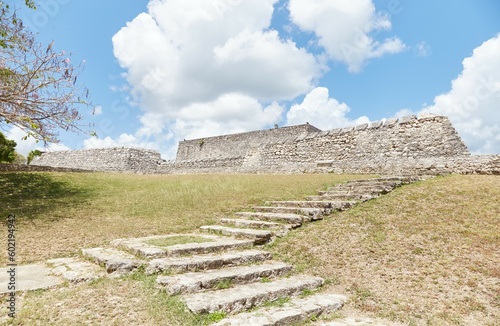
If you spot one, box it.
[270,175,499,326]
[145,235,214,247]
[0,172,365,264]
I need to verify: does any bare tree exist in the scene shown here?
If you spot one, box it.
[0,1,92,143]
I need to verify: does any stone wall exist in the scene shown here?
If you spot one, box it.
[169,115,474,174]
[0,164,89,173]
[176,124,321,162]
[27,114,500,175]
[31,147,163,173]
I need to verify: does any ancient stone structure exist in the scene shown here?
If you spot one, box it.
[31,147,163,173]
[30,114,500,175]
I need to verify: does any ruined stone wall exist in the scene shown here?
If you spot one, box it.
[171,115,472,173]
[26,115,500,175]
[31,147,163,173]
[176,124,321,162]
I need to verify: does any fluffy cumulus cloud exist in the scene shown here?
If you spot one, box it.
[286,87,369,129]
[112,0,318,111]
[420,34,500,154]
[83,0,404,158]
[104,0,329,157]
[288,0,406,72]
[83,132,160,151]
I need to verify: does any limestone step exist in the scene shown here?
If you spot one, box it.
[146,249,272,275]
[332,184,394,192]
[334,180,402,188]
[252,206,324,220]
[346,176,416,184]
[220,218,292,231]
[266,200,355,212]
[111,235,254,258]
[313,316,401,326]
[183,275,324,314]
[318,187,389,196]
[157,261,293,295]
[306,194,375,202]
[234,212,307,227]
[81,247,142,274]
[48,257,105,283]
[200,225,273,244]
[214,293,347,326]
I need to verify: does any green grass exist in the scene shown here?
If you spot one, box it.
[0,172,498,325]
[0,172,365,264]
[270,174,500,325]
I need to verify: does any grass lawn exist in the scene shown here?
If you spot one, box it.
[0,172,498,325]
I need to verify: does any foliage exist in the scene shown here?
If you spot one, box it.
[0,1,92,143]
[26,148,41,164]
[0,130,16,162]
[13,150,25,164]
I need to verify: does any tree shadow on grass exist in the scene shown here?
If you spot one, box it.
[0,172,94,223]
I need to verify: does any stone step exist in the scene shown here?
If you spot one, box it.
[266,200,355,212]
[111,234,254,258]
[234,212,307,227]
[331,184,395,191]
[200,225,273,244]
[306,194,375,202]
[214,293,347,326]
[313,316,400,326]
[317,191,381,198]
[346,176,416,184]
[221,218,292,231]
[157,261,293,295]
[335,180,402,188]
[81,247,142,274]
[252,206,324,220]
[146,249,272,275]
[48,257,105,283]
[183,275,324,314]
[319,188,388,196]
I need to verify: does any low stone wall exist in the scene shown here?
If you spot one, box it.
[0,164,90,173]
[31,147,163,173]
[311,155,500,176]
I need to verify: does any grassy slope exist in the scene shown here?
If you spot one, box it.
[0,172,498,325]
[270,174,499,325]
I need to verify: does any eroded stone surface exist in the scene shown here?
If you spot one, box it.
[200,226,272,244]
[146,249,272,275]
[316,317,402,326]
[183,275,324,314]
[47,257,105,283]
[157,261,293,295]
[215,293,346,326]
[235,212,307,226]
[81,247,142,274]
[0,264,63,293]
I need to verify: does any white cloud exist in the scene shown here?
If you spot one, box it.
[420,34,500,154]
[83,133,159,151]
[5,127,71,156]
[415,41,431,57]
[288,0,407,72]
[109,0,322,158]
[92,106,103,116]
[286,87,369,130]
[113,0,319,109]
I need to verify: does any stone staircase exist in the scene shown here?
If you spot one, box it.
[48,176,418,325]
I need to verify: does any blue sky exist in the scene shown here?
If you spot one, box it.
[6,0,500,158]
